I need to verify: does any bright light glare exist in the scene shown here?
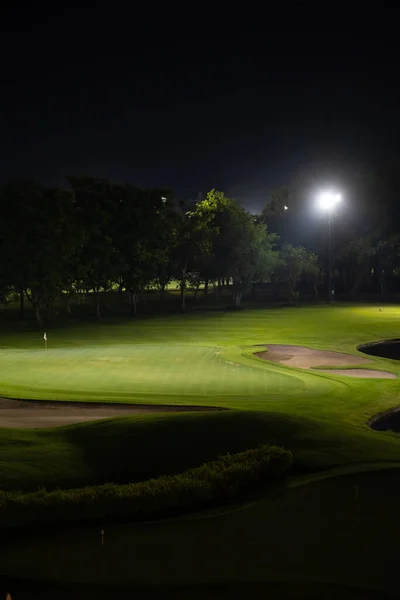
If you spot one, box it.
[318,191,341,211]
[284,205,288,211]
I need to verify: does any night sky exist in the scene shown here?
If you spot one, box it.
[1,12,399,212]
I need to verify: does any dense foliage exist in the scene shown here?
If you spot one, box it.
[0,180,320,323]
[0,444,292,529]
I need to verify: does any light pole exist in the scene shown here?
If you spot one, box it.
[318,191,341,304]
[282,205,288,244]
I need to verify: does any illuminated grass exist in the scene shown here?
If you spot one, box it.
[2,305,400,591]
[0,345,305,404]
[1,304,400,492]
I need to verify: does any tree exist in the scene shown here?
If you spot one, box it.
[337,236,376,296]
[260,186,290,243]
[113,186,174,315]
[0,181,36,319]
[374,235,400,297]
[68,176,122,319]
[0,181,80,326]
[171,200,214,310]
[194,190,279,306]
[279,244,320,302]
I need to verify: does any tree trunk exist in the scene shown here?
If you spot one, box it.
[128,289,137,316]
[350,274,362,297]
[159,285,165,303]
[19,291,24,320]
[215,279,221,300]
[233,291,243,307]
[180,266,187,310]
[203,279,209,295]
[94,291,101,320]
[46,298,58,325]
[180,284,186,310]
[288,274,296,303]
[379,274,385,298]
[35,305,43,328]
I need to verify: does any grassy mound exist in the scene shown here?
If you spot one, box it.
[0,444,292,529]
[2,409,399,494]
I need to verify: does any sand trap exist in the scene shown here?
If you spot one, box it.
[317,369,396,379]
[256,345,396,379]
[0,398,222,429]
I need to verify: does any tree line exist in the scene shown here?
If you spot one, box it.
[261,165,400,299]
[0,178,320,326]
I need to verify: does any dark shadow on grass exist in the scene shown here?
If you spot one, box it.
[60,410,308,488]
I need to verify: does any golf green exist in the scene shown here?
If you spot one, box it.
[1,304,398,410]
[0,344,306,403]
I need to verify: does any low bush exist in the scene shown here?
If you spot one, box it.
[0,444,292,529]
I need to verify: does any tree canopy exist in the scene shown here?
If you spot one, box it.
[0,178,324,325]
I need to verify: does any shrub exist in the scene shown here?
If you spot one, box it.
[0,444,292,529]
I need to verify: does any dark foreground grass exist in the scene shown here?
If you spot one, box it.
[2,579,396,600]
[3,468,400,596]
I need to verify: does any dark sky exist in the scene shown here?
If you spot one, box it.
[1,10,399,211]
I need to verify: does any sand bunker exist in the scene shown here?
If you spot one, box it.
[0,398,222,429]
[256,345,396,379]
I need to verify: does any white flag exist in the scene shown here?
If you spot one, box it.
[44,332,47,341]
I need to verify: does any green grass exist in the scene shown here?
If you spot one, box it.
[2,304,400,594]
[2,304,400,490]
[0,344,305,403]
[1,304,400,492]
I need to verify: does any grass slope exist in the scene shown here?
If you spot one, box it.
[1,409,400,493]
